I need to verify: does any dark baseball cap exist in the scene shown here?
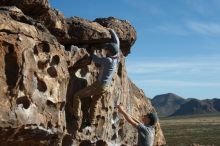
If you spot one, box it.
[146,113,158,126]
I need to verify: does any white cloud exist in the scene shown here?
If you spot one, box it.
[135,79,220,87]
[145,21,220,37]
[187,21,220,36]
[157,25,189,36]
[127,56,220,74]
[144,24,189,36]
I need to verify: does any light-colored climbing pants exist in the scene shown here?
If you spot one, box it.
[73,81,108,123]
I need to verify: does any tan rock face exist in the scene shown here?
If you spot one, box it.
[0,0,50,16]
[0,7,68,145]
[0,3,165,146]
[36,8,68,44]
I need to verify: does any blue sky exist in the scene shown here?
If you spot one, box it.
[50,0,220,99]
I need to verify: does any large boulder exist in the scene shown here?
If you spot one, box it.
[0,3,165,146]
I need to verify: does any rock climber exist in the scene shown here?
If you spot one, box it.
[117,104,158,146]
[71,28,120,130]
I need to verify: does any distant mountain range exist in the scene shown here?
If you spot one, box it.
[151,93,220,117]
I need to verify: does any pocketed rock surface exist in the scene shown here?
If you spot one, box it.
[0,2,165,146]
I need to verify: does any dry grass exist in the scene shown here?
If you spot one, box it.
[160,113,220,146]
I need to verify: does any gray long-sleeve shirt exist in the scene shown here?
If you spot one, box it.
[92,54,118,86]
[91,29,120,86]
[137,124,155,146]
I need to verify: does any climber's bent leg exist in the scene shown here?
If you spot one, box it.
[89,84,108,124]
[72,81,100,119]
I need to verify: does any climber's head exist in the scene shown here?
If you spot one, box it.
[106,43,119,57]
[142,113,158,126]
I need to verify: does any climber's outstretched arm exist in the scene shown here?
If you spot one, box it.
[109,29,120,48]
[117,105,141,127]
[68,55,92,74]
[131,116,141,124]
